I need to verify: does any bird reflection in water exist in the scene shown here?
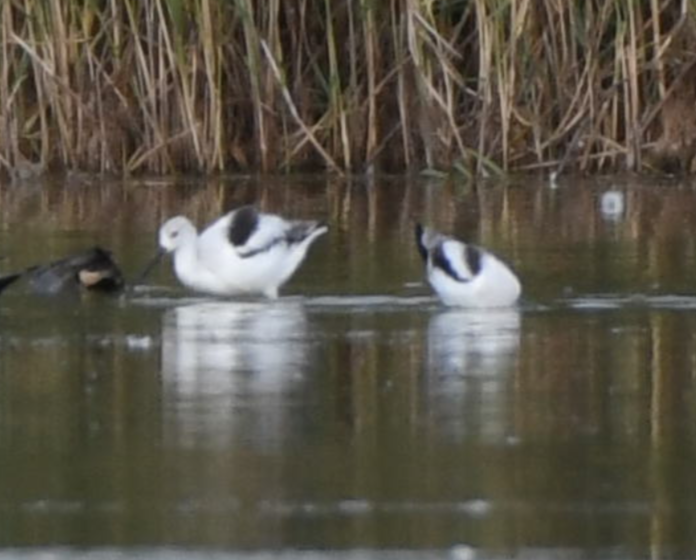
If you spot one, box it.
[161,300,309,449]
[425,309,521,441]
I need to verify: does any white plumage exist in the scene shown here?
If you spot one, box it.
[149,206,328,298]
[415,224,521,308]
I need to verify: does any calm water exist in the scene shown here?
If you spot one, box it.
[1,175,696,559]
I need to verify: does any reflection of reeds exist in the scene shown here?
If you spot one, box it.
[1,2,691,176]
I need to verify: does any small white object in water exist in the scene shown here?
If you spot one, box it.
[415,224,521,307]
[125,335,154,350]
[450,544,477,560]
[549,170,560,189]
[600,190,625,220]
[141,205,328,298]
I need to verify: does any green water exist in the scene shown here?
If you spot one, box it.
[1,175,696,559]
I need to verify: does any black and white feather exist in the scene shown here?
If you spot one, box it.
[415,224,521,307]
[153,205,328,298]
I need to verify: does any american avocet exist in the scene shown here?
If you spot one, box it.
[141,205,328,299]
[415,224,521,308]
[0,247,124,295]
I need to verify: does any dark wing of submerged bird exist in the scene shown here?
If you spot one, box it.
[0,272,22,294]
[28,247,125,294]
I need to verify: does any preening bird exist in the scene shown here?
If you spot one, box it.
[415,224,521,308]
[140,205,328,299]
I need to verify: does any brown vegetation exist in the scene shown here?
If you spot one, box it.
[1,1,696,177]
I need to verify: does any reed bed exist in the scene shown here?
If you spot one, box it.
[0,0,694,177]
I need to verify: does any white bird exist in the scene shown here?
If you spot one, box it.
[415,224,521,308]
[141,206,328,298]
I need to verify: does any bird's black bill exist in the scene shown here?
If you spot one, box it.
[134,249,166,286]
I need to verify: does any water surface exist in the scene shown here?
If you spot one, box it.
[1,175,696,559]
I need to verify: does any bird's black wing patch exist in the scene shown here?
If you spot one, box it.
[432,245,468,283]
[228,206,259,247]
[431,243,483,283]
[465,245,483,276]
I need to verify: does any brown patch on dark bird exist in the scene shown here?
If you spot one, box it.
[0,247,127,296]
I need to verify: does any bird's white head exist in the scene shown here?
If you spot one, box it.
[159,216,197,253]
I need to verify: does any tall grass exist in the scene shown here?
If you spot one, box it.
[0,0,693,176]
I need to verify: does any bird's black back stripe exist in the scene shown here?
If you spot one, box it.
[432,245,469,283]
[237,240,279,259]
[238,222,325,258]
[465,245,483,276]
[228,206,259,247]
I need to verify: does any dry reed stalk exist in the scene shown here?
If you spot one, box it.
[0,0,693,176]
[391,0,412,168]
[236,0,268,171]
[324,0,351,169]
[650,0,666,99]
[362,0,379,168]
[259,39,343,175]
[626,4,641,170]
[196,0,224,169]
[474,0,493,174]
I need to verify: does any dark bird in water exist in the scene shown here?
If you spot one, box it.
[0,247,125,296]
